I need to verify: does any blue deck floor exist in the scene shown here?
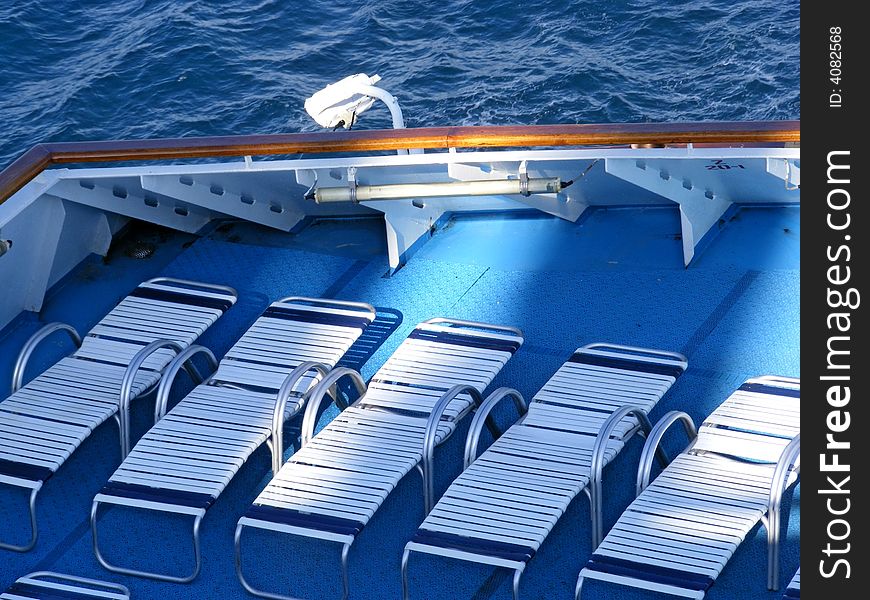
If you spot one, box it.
[0,205,799,599]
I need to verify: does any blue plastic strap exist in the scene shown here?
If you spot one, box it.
[0,457,53,483]
[130,287,234,312]
[245,504,364,536]
[100,481,215,510]
[408,329,521,354]
[412,529,535,563]
[569,352,685,378]
[586,553,714,592]
[262,306,372,329]
[739,382,800,398]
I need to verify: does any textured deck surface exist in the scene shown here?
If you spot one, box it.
[0,206,799,599]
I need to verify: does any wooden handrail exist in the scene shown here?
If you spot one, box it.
[0,120,798,205]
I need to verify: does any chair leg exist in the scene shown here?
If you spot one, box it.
[512,566,525,600]
[414,464,426,516]
[575,569,587,600]
[91,500,203,583]
[588,477,604,548]
[340,541,353,600]
[0,486,40,552]
[236,520,355,600]
[766,509,782,591]
[401,548,411,600]
[235,523,303,600]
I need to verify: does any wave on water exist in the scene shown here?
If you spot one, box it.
[0,0,799,166]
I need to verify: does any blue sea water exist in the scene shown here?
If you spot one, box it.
[0,0,799,167]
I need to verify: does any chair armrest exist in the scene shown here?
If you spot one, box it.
[299,367,367,448]
[153,345,218,423]
[269,361,333,476]
[588,405,656,547]
[636,410,698,496]
[766,433,800,591]
[463,387,527,470]
[119,339,185,458]
[422,384,484,514]
[769,433,801,518]
[12,322,81,393]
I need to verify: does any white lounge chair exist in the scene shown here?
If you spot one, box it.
[402,343,688,600]
[1,572,129,600]
[89,297,375,583]
[783,568,799,599]
[0,277,237,552]
[576,375,800,599]
[234,318,524,600]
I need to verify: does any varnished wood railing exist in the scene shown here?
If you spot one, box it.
[0,121,799,205]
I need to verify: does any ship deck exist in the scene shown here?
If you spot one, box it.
[0,205,799,599]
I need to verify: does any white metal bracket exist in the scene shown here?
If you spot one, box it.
[346,167,358,203]
[606,158,733,266]
[377,202,445,273]
[139,175,305,231]
[361,180,523,273]
[47,178,212,233]
[766,157,800,190]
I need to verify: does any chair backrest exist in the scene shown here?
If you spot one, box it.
[693,376,800,463]
[212,297,375,392]
[361,319,524,419]
[76,278,237,371]
[522,344,688,438]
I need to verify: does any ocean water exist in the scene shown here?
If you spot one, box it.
[0,0,798,168]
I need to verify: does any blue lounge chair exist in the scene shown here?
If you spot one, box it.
[90,297,375,583]
[576,376,800,599]
[235,318,524,600]
[402,344,687,600]
[0,278,236,552]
